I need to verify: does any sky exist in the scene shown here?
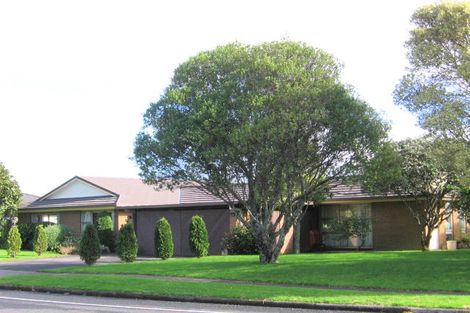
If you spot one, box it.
[0,0,434,196]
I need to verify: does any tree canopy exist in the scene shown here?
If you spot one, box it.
[363,138,460,250]
[134,41,387,263]
[0,163,21,246]
[394,2,470,142]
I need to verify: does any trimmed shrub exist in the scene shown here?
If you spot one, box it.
[223,226,258,255]
[154,217,174,259]
[18,223,36,250]
[189,215,210,257]
[33,225,48,256]
[44,224,72,252]
[117,223,138,262]
[79,224,101,265]
[7,225,22,258]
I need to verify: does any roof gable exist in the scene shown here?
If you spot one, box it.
[42,177,116,200]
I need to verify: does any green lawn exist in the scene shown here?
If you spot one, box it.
[47,250,470,292]
[0,274,469,309]
[0,249,59,261]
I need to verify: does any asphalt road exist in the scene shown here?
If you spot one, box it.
[0,290,361,313]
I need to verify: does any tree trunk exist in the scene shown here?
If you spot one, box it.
[293,223,301,254]
[420,226,432,251]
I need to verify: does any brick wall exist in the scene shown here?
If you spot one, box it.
[371,202,421,250]
[59,211,81,235]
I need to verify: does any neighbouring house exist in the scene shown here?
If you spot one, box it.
[18,176,469,255]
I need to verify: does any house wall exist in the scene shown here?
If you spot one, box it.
[59,211,81,235]
[135,206,230,257]
[18,213,31,225]
[371,202,421,250]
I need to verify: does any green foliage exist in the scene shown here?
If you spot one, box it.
[223,226,258,255]
[98,229,116,253]
[330,215,371,250]
[18,223,36,250]
[394,2,469,142]
[7,225,21,258]
[154,217,174,259]
[189,215,209,257]
[96,214,113,231]
[79,224,101,265]
[44,224,72,252]
[457,187,470,221]
[117,223,138,262]
[364,138,459,250]
[134,41,387,263]
[33,225,48,256]
[0,163,21,248]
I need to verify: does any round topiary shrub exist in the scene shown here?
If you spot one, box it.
[189,215,210,257]
[33,224,48,256]
[154,217,174,260]
[7,225,22,258]
[117,223,138,262]
[79,224,101,265]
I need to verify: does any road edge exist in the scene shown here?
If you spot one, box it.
[0,284,467,313]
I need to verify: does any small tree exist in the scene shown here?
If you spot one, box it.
[154,217,174,260]
[189,215,209,257]
[79,224,101,265]
[33,225,48,256]
[117,223,138,262]
[0,163,21,248]
[330,215,371,250]
[7,225,21,258]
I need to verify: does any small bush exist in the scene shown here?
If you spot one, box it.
[457,234,470,249]
[117,223,138,262]
[98,229,116,252]
[79,224,101,265]
[97,215,113,231]
[18,223,36,250]
[59,236,80,255]
[7,225,22,258]
[223,226,258,255]
[33,225,48,256]
[44,224,72,252]
[189,215,210,257]
[154,217,174,260]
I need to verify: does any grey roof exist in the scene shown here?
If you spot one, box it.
[20,193,39,207]
[325,183,397,201]
[25,195,117,210]
[180,186,226,204]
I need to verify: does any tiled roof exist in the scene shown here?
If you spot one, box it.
[20,193,39,207]
[26,195,117,210]
[325,183,397,201]
[180,186,226,204]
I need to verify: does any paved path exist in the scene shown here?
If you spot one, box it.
[0,255,120,277]
[0,289,355,313]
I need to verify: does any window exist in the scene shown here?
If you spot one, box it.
[460,212,467,235]
[320,204,372,249]
[31,214,58,224]
[445,204,453,240]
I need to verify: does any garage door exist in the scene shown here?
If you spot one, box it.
[135,207,230,256]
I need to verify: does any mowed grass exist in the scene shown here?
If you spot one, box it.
[46,250,470,292]
[1,274,469,309]
[0,249,59,261]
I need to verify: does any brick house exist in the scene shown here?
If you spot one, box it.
[18,176,469,255]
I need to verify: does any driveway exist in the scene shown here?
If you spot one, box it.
[0,255,121,277]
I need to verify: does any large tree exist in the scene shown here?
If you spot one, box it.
[363,139,460,251]
[134,41,387,263]
[394,2,470,143]
[0,163,21,247]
